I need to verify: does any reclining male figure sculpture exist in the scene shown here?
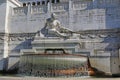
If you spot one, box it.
[44,13,73,38]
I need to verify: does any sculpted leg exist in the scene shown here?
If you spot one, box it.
[48,29,71,38]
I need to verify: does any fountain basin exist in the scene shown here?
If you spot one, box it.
[19,49,91,77]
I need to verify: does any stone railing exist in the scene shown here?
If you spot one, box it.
[13,6,47,15]
[13,7,27,15]
[51,2,69,12]
[31,5,47,14]
[73,1,88,10]
[12,1,91,15]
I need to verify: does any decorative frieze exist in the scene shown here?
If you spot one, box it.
[98,34,108,38]
[0,28,119,41]
[78,29,120,39]
[9,36,34,41]
[9,33,36,41]
[0,33,35,41]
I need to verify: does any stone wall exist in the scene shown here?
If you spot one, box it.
[0,0,7,32]
[9,0,120,33]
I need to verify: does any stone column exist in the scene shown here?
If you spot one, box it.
[3,34,9,71]
[3,0,9,71]
[27,3,31,15]
[47,1,51,18]
[47,2,51,12]
[55,0,57,3]
[69,0,74,30]
[45,0,47,5]
[49,0,52,3]
[40,1,42,5]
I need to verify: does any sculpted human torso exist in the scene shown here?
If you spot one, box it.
[46,18,60,31]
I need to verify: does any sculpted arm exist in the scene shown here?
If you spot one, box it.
[56,21,73,33]
[44,19,50,29]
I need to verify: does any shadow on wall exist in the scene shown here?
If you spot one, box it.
[0,57,19,74]
[82,0,120,29]
[103,37,120,57]
[85,0,120,59]
[7,39,34,72]
[0,58,8,72]
[0,1,6,5]
[7,60,19,73]
[11,39,33,53]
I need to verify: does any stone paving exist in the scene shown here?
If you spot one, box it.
[0,77,120,80]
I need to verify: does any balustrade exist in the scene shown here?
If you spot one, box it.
[52,3,68,12]
[31,6,47,14]
[13,7,27,15]
[73,2,88,10]
[13,1,91,15]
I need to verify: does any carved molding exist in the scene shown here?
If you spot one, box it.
[79,33,118,39]
[0,37,4,40]
[79,34,87,39]
[0,28,119,41]
[9,33,36,41]
[98,34,108,38]
[88,34,96,39]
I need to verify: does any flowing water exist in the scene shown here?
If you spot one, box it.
[19,53,89,77]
